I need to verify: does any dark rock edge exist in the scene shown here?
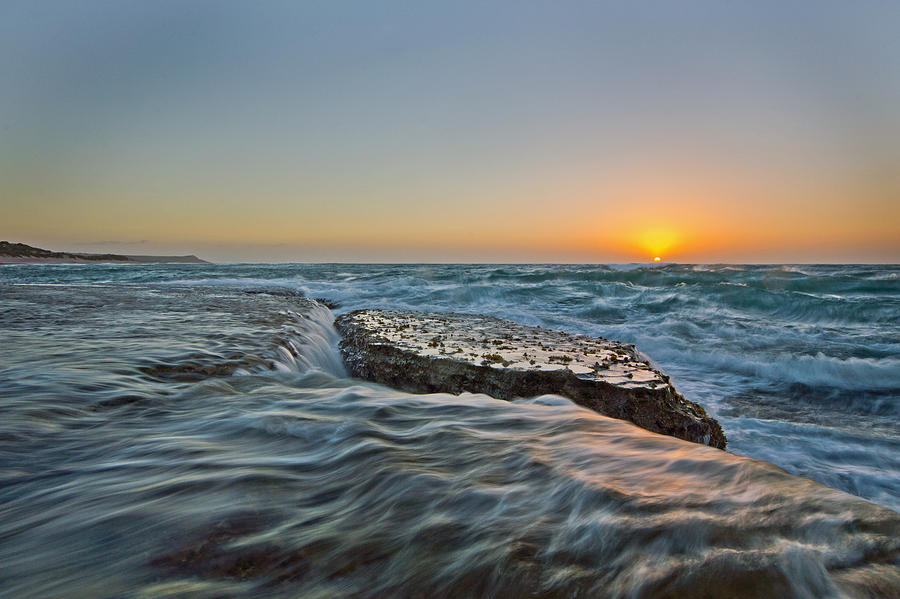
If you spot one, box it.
[335,311,727,449]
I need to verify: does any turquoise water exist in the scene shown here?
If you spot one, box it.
[1,264,898,597]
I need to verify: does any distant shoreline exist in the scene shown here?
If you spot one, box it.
[0,241,209,264]
[0,257,209,265]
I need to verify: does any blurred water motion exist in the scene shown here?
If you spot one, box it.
[1,267,898,597]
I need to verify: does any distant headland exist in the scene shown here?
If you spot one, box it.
[0,241,209,264]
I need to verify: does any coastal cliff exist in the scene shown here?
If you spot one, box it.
[335,309,726,448]
[0,241,208,264]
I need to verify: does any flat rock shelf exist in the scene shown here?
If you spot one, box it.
[335,309,727,448]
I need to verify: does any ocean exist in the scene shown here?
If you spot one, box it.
[1,263,898,597]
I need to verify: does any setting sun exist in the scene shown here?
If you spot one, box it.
[632,226,681,262]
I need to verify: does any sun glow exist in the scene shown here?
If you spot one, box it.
[634,226,680,262]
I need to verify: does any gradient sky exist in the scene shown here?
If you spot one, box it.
[1,1,898,262]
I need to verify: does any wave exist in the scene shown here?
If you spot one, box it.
[2,265,898,508]
[1,274,898,597]
[4,373,897,598]
[657,346,900,395]
[757,353,900,391]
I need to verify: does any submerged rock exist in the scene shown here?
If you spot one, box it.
[335,309,727,448]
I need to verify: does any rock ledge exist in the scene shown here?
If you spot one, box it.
[335,309,726,449]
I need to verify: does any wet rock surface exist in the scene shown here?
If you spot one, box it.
[335,309,727,448]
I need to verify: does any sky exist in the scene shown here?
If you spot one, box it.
[1,1,898,263]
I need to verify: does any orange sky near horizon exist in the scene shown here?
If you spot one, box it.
[7,168,896,263]
[5,134,897,262]
[5,151,898,263]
